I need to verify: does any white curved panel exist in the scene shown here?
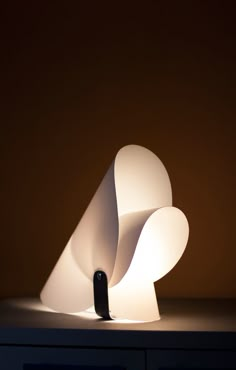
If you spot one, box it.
[109,207,189,321]
[40,238,93,313]
[71,163,119,281]
[114,145,172,216]
[128,207,189,282]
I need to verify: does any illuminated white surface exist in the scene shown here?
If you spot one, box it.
[40,144,189,321]
[109,207,189,321]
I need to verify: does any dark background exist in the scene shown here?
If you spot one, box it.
[0,2,235,299]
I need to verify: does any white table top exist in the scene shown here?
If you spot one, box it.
[0,298,235,350]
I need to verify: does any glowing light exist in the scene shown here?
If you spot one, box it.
[40,145,189,321]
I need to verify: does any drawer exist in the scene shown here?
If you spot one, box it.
[147,349,236,369]
[0,346,145,370]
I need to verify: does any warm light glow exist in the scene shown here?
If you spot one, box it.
[40,144,189,321]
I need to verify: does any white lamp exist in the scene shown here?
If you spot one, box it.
[40,145,189,321]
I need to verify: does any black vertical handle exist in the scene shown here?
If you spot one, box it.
[93,270,112,320]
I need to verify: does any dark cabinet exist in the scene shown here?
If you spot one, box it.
[0,299,235,370]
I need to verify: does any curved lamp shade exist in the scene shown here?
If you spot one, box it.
[40,145,189,321]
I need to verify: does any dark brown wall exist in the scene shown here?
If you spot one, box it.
[0,2,235,299]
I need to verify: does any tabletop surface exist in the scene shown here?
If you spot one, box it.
[0,298,235,350]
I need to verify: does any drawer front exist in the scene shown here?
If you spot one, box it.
[147,349,236,370]
[0,347,145,370]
